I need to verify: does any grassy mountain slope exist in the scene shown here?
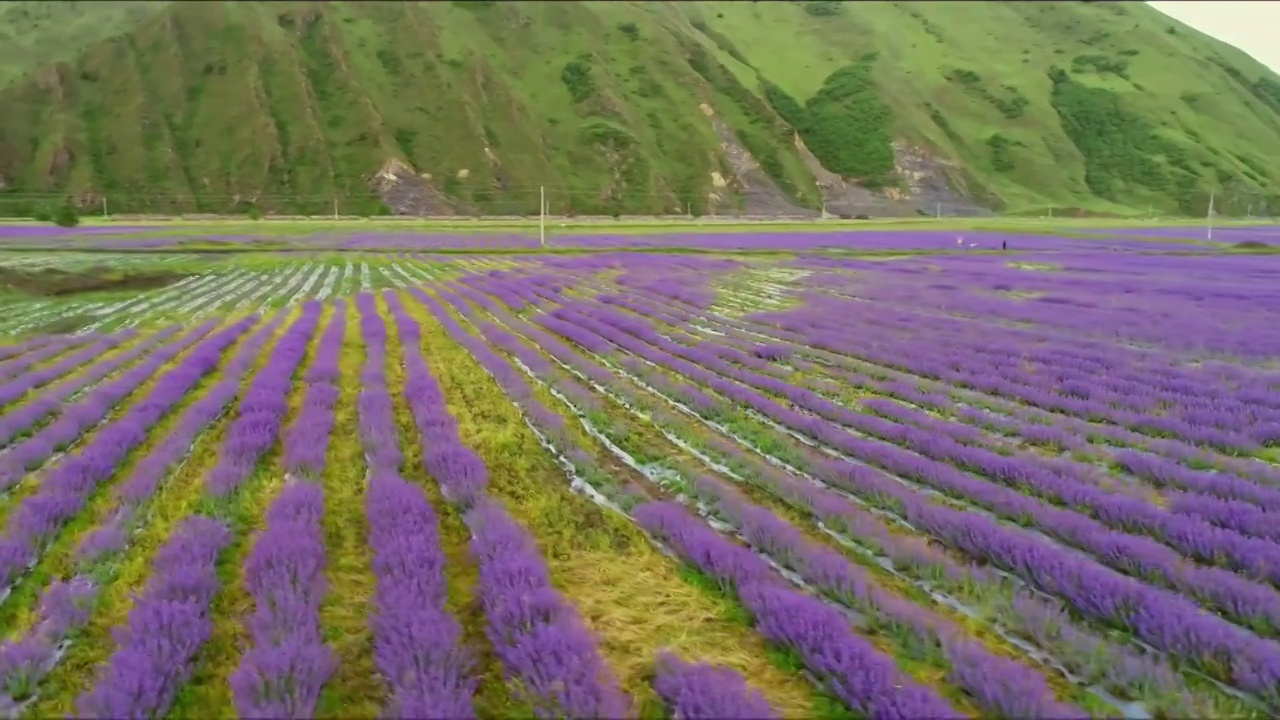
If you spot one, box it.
[0,0,1278,217]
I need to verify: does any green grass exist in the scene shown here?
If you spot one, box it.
[0,1,1279,217]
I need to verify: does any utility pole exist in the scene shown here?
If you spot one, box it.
[102,196,108,218]
[1206,190,1215,242]
[539,185,546,248]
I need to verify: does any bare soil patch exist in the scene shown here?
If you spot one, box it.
[30,314,95,335]
[0,266,185,297]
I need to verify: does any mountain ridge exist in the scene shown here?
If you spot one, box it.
[0,0,1278,218]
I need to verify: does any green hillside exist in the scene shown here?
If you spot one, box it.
[0,0,1278,217]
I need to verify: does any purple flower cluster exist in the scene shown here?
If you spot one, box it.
[689,474,1077,717]
[453,266,1202,712]
[406,288,571,453]
[206,303,323,496]
[0,579,95,713]
[367,468,476,718]
[76,515,230,718]
[230,480,335,717]
[634,500,959,718]
[466,499,633,718]
[757,291,1270,449]
[444,295,625,456]
[0,335,97,383]
[615,318,1280,601]
[1118,449,1280,516]
[0,330,134,408]
[0,225,163,239]
[401,290,632,718]
[0,316,255,589]
[76,313,289,563]
[354,292,476,717]
[628,273,1280,494]
[0,336,57,363]
[354,293,403,473]
[282,300,347,478]
[651,652,778,719]
[0,319,222,491]
[504,271,1280,699]
[840,398,1280,586]
[0,326,178,446]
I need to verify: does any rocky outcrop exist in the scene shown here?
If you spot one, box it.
[370,158,455,216]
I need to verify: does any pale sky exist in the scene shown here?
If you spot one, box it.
[1148,1,1280,73]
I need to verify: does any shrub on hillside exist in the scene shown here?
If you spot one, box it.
[804,1,844,17]
[53,202,79,228]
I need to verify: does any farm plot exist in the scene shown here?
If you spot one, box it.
[0,254,459,336]
[0,246,1275,719]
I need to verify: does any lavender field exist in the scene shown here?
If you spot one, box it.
[0,236,1275,718]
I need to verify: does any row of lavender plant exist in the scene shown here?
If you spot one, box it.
[0,316,256,594]
[551,300,1280,635]
[230,301,345,716]
[75,517,230,717]
[403,275,798,715]
[650,653,778,720]
[636,498,961,717]
[0,313,288,713]
[458,258,1269,702]
[425,284,985,718]
[753,293,1261,452]
[451,271,1214,713]
[0,336,97,384]
[353,292,478,712]
[0,331,134,408]
[803,269,1279,432]
[0,319,223,492]
[616,275,1280,493]
[353,292,476,717]
[205,302,323,497]
[280,300,347,476]
[229,481,333,716]
[74,306,321,717]
[0,326,179,447]
[0,336,55,364]
[835,382,1280,543]
[625,308,1280,532]
[399,289,635,717]
[583,256,1263,452]
[623,285,1280,592]
[443,278,1158,710]
[790,250,1278,363]
[593,291,1280,595]
[444,277,1151,715]
[852,395,1280,564]
[0,579,94,715]
[518,290,1280,703]
[78,311,290,562]
[791,282,1278,445]
[642,285,1280,554]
